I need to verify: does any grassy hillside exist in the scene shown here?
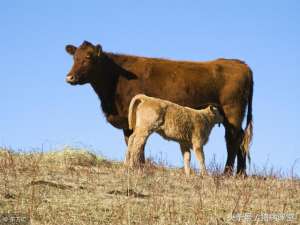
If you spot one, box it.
[0,148,299,225]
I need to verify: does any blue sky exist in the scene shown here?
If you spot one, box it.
[0,1,299,174]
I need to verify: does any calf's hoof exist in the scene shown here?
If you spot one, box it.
[200,170,208,177]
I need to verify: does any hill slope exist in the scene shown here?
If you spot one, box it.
[0,148,299,225]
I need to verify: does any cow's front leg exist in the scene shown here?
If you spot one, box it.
[123,129,133,145]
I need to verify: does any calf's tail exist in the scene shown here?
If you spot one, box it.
[128,94,144,130]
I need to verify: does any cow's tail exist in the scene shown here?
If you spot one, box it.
[128,94,145,130]
[241,69,254,162]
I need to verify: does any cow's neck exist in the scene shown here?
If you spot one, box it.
[90,56,119,117]
[105,52,138,67]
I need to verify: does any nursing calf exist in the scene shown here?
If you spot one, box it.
[125,94,223,175]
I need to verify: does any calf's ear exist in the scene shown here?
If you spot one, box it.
[65,45,77,55]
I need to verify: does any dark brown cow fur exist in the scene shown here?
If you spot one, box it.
[65,41,253,175]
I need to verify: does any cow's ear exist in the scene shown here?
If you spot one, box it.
[65,45,77,55]
[95,44,103,57]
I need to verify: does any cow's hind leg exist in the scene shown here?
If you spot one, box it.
[236,128,247,176]
[223,105,245,176]
[224,126,245,175]
[180,143,191,176]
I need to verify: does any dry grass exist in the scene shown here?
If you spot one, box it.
[0,147,299,225]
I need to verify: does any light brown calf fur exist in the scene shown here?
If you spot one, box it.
[125,94,223,175]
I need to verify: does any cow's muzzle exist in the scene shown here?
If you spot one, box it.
[66,75,76,85]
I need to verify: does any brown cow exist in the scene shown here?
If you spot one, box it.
[65,40,253,175]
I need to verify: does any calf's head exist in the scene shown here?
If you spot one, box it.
[65,41,102,85]
[207,105,224,124]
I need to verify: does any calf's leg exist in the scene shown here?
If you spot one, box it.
[124,132,135,165]
[125,129,151,168]
[124,129,147,164]
[180,143,191,176]
[193,141,207,176]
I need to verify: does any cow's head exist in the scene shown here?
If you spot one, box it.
[65,41,103,85]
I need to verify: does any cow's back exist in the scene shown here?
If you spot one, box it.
[112,54,252,129]
[124,57,251,108]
